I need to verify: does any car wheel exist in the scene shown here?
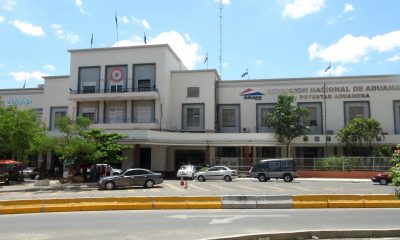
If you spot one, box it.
[145,180,154,188]
[198,175,206,182]
[379,178,389,185]
[258,174,267,182]
[283,173,293,182]
[105,181,115,190]
[224,175,232,182]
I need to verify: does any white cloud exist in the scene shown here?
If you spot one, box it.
[131,17,151,30]
[113,31,202,69]
[72,0,87,13]
[387,55,400,62]
[343,3,354,13]
[121,16,129,24]
[283,0,325,19]
[44,64,55,71]
[0,16,4,23]
[3,0,17,11]
[256,60,262,65]
[10,71,49,83]
[51,24,80,44]
[215,0,230,6]
[318,65,348,76]
[9,20,45,37]
[309,31,400,63]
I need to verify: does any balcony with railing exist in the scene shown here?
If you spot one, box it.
[68,87,159,101]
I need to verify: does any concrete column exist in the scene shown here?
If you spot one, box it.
[243,146,250,167]
[134,144,141,167]
[205,146,210,166]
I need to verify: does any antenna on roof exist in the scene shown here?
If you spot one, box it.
[219,0,223,78]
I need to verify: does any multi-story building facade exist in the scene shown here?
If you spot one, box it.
[1,44,400,173]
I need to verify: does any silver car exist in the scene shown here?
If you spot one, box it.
[194,166,237,182]
[98,168,163,190]
[176,165,200,179]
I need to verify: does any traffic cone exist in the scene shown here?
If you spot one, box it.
[180,177,184,186]
[184,180,188,189]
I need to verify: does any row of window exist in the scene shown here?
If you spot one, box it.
[182,101,400,134]
[77,64,156,93]
[49,100,155,130]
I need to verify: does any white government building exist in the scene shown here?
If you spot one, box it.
[1,44,400,173]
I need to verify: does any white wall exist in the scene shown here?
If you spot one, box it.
[43,76,70,128]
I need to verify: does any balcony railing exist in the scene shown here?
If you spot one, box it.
[70,87,158,94]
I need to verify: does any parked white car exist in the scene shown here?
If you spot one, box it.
[176,165,200,179]
[194,166,237,182]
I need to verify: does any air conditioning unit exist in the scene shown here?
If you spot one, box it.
[242,127,250,133]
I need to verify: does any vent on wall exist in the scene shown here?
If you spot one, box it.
[326,130,334,135]
[242,127,250,133]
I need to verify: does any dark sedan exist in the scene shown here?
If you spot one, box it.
[98,168,163,190]
[371,173,392,185]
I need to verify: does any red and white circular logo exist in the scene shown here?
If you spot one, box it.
[110,67,124,82]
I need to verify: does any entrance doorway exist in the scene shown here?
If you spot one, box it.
[174,150,205,171]
[140,148,151,169]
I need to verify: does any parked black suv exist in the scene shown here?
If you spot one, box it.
[249,158,297,182]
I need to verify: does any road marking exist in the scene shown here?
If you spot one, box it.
[163,183,185,192]
[264,186,286,193]
[292,186,312,192]
[234,185,262,192]
[188,184,209,192]
[208,183,235,192]
[168,214,289,225]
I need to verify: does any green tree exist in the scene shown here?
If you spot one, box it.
[0,104,44,161]
[80,129,131,165]
[336,118,384,156]
[53,116,96,171]
[29,131,56,179]
[390,144,400,198]
[265,94,309,157]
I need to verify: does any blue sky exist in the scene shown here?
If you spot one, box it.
[0,0,400,89]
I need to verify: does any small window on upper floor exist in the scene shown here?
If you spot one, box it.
[187,87,199,98]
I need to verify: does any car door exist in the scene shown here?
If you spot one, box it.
[206,167,220,180]
[119,170,135,186]
[130,169,149,186]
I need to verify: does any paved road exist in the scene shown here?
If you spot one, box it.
[1,208,399,240]
[0,178,394,200]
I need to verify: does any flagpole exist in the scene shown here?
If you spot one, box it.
[115,12,119,46]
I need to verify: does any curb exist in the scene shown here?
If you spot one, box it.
[206,229,400,240]
[0,194,399,215]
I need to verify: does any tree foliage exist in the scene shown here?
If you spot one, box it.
[336,118,384,156]
[265,94,309,157]
[0,104,45,161]
[391,144,400,198]
[54,116,131,167]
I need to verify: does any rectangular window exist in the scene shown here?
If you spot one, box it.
[344,101,370,124]
[133,100,155,123]
[218,105,240,133]
[105,101,126,123]
[134,64,155,92]
[394,101,400,134]
[79,67,100,94]
[138,79,151,91]
[187,87,200,98]
[299,102,323,134]
[187,108,200,127]
[182,103,204,131]
[50,107,68,130]
[222,109,236,127]
[78,102,99,123]
[257,103,275,133]
[106,65,127,93]
[304,107,317,126]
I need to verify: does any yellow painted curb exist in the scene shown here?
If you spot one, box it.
[363,194,400,208]
[292,195,328,208]
[186,196,222,209]
[326,194,364,208]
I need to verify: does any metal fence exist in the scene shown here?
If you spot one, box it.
[211,157,393,176]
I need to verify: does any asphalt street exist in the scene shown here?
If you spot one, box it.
[0,178,394,200]
[1,208,399,240]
